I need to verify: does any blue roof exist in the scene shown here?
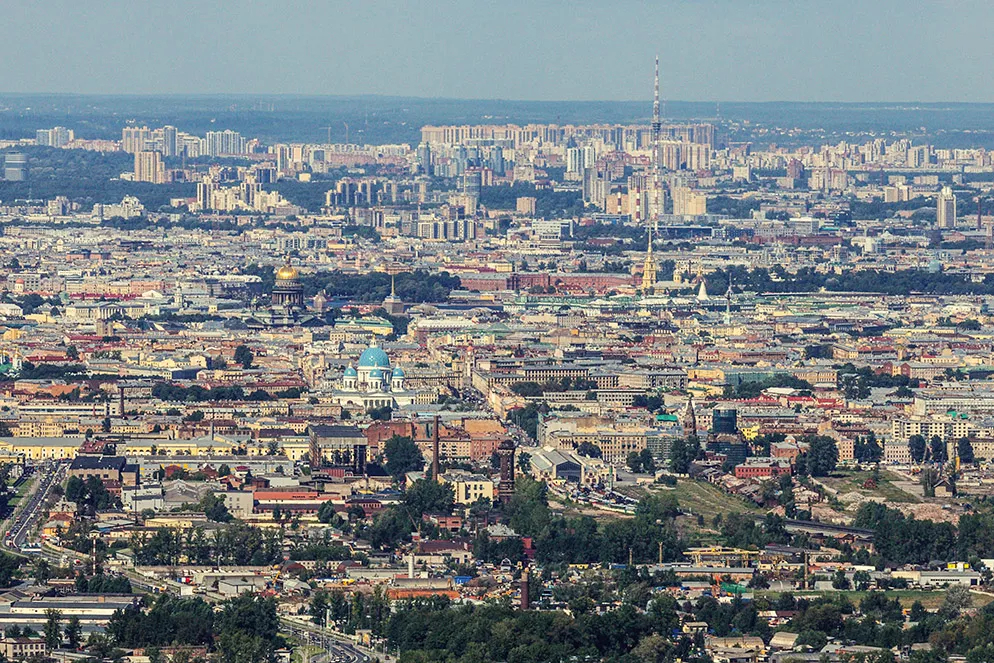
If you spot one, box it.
[369,368,385,378]
[392,367,405,376]
[358,346,390,369]
[344,366,358,377]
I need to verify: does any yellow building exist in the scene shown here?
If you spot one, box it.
[122,437,238,457]
[440,470,495,505]
[0,437,81,460]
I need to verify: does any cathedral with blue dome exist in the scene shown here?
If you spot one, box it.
[332,341,421,410]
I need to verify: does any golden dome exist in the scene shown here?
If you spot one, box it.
[275,263,299,281]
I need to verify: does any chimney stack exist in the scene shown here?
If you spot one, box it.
[431,415,440,481]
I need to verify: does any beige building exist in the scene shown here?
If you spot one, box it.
[441,470,495,504]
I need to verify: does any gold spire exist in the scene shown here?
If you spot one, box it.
[641,232,657,291]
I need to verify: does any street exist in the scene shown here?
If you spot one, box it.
[4,460,67,550]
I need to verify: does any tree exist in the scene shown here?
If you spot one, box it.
[34,559,51,583]
[309,591,329,626]
[638,449,656,474]
[669,436,700,474]
[958,437,975,464]
[909,435,927,464]
[317,501,341,525]
[65,475,86,504]
[853,570,872,591]
[199,494,233,523]
[627,451,643,473]
[854,434,882,463]
[517,451,531,474]
[577,442,602,458]
[233,345,253,369]
[942,584,973,616]
[510,381,543,397]
[367,405,392,421]
[64,616,81,650]
[403,480,455,518]
[383,435,424,480]
[44,609,62,650]
[803,436,838,477]
[930,435,948,464]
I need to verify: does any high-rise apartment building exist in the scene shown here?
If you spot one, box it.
[35,127,74,148]
[672,187,707,216]
[134,151,165,184]
[937,186,957,229]
[2,154,27,181]
[162,126,178,157]
[122,126,151,154]
[205,130,246,157]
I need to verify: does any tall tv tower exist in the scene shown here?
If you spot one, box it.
[641,56,661,292]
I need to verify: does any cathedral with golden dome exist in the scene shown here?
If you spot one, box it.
[245,259,320,329]
[272,261,304,308]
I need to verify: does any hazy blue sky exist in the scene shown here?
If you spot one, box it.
[4,0,993,102]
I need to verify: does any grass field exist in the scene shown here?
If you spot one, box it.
[658,479,764,517]
[290,645,322,663]
[818,469,920,504]
[6,475,36,509]
[757,589,994,610]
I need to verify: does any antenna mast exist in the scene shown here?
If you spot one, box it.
[652,54,662,236]
[641,56,661,293]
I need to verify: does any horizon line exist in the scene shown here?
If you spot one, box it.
[0,92,993,107]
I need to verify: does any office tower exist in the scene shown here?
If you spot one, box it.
[2,153,27,181]
[937,186,957,229]
[134,151,165,184]
[122,126,151,154]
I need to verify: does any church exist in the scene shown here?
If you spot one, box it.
[245,260,323,328]
[330,341,424,410]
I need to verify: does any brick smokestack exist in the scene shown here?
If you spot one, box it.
[431,415,440,481]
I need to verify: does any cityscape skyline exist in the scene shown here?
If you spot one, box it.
[3,5,994,663]
[5,1,994,102]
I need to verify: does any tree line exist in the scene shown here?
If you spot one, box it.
[107,594,281,663]
[852,502,994,566]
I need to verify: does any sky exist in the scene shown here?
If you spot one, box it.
[3,0,994,102]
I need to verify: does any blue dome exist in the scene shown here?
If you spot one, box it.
[392,367,405,377]
[357,345,391,369]
[369,368,385,379]
[344,366,358,377]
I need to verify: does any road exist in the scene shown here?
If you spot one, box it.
[280,617,372,663]
[5,460,68,550]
